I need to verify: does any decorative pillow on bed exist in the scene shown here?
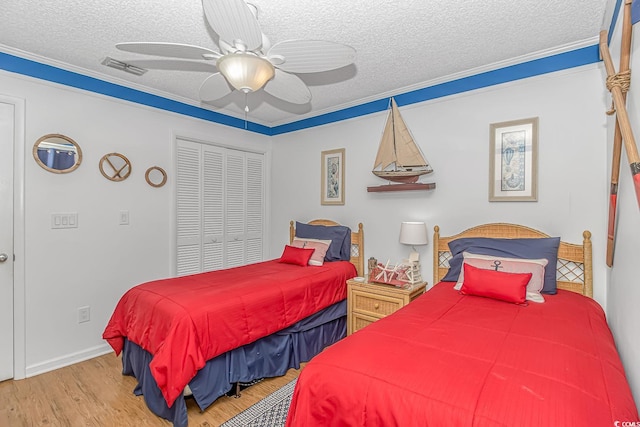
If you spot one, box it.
[441,236,560,294]
[460,263,531,304]
[279,245,315,266]
[454,252,547,303]
[295,222,351,262]
[290,238,332,266]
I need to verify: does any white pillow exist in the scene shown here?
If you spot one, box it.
[454,252,547,303]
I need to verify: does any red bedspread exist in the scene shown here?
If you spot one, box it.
[103,259,356,407]
[287,281,639,426]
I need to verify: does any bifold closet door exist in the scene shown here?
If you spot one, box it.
[175,139,264,275]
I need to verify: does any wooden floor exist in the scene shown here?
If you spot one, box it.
[0,353,301,426]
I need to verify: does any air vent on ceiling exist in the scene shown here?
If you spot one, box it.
[101,57,148,76]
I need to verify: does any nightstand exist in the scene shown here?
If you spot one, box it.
[347,279,426,335]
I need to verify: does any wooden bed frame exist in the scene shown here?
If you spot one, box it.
[290,219,365,277]
[433,223,593,298]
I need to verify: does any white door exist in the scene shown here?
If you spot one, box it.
[0,102,14,381]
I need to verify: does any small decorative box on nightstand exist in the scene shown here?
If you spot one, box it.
[347,279,426,335]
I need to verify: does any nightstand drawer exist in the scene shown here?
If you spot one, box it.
[352,312,378,331]
[352,290,403,317]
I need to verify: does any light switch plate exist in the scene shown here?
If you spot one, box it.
[51,213,78,229]
[120,210,129,225]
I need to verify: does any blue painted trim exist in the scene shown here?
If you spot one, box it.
[0,52,272,135]
[1,43,601,137]
[633,0,640,25]
[270,45,600,135]
[610,0,624,42]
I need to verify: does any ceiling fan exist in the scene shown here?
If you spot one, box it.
[114,0,357,105]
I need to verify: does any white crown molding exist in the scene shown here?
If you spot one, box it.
[267,37,600,127]
[0,44,242,117]
[1,36,599,129]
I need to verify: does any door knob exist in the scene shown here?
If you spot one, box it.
[0,253,8,263]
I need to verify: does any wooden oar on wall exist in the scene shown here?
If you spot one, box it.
[600,27,640,224]
[604,0,633,267]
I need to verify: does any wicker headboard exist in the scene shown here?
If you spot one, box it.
[289,219,365,277]
[432,223,593,298]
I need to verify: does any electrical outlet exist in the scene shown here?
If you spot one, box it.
[78,306,90,323]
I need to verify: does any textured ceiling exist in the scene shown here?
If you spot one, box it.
[0,0,609,126]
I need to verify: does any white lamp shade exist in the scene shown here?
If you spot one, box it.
[216,53,275,93]
[399,221,428,246]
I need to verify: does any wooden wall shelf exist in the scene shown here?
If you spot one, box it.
[367,182,436,193]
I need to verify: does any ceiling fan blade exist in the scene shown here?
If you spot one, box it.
[116,42,221,60]
[202,0,263,51]
[127,59,217,73]
[268,40,356,73]
[263,70,311,104]
[199,73,233,101]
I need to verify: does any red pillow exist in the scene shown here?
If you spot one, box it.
[279,245,315,266]
[460,263,531,304]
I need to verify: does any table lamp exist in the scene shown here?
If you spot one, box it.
[399,221,428,284]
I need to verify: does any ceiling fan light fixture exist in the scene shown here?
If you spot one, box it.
[216,53,275,93]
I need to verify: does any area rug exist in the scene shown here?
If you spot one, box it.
[221,379,297,427]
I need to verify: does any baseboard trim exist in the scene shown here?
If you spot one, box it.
[25,343,113,378]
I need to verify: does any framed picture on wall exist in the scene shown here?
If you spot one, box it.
[489,117,538,202]
[321,148,345,205]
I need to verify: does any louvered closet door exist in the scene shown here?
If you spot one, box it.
[176,139,265,275]
[245,152,264,264]
[176,140,203,276]
[224,150,246,268]
[224,150,265,267]
[202,145,224,271]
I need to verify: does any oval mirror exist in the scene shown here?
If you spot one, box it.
[33,134,82,174]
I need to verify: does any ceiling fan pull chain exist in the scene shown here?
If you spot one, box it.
[244,93,249,130]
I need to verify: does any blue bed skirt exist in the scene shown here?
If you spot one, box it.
[121,300,347,427]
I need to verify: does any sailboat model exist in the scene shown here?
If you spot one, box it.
[368,98,435,192]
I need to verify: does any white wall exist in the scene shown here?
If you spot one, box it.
[605,10,640,409]
[270,65,609,305]
[1,70,270,375]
